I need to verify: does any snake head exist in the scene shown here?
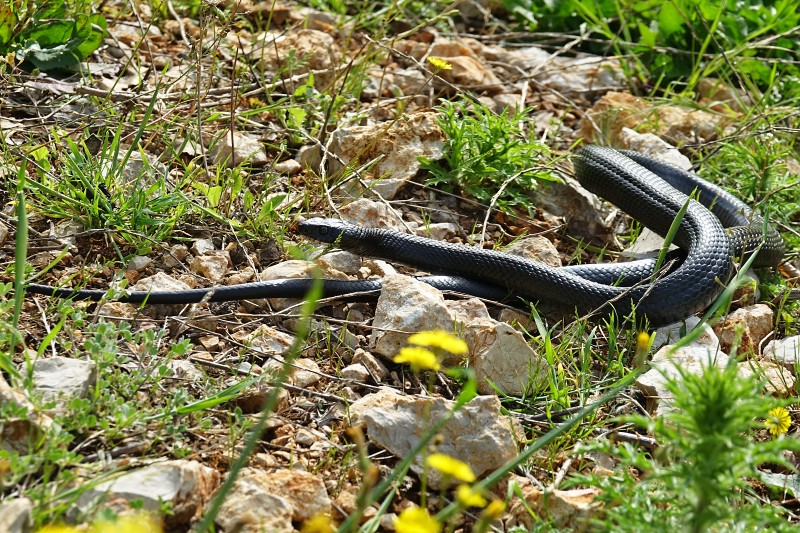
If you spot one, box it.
[297,218,354,243]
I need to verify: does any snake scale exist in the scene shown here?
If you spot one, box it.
[26,146,784,326]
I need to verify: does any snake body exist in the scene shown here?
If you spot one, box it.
[25,146,784,326]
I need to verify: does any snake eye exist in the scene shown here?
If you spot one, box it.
[319,226,329,236]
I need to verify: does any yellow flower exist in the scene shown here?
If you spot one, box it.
[426,453,476,483]
[38,514,162,533]
[394,346,441,372]
[482,500,506,520]
[90,514,163,533]
[408,330,468,355]
[301,513,336,533]
[456,484,487,508]
[394,506,442,533]
[426,57,453,71]
[766,407,791,436]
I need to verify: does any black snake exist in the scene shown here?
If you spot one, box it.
[25,146,784,326]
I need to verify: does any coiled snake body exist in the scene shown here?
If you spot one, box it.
[26,146,784,326]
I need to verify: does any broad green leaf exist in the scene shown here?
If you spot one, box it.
[760,471,800,499]
[23,20,74,47]
[74,13,106,59]
[37,0,68,20]
[0,4,16,50]
[657,1,683,37]
[206,185,223,207]
[17,40,83,70]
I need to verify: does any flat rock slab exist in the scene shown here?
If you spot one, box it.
[348,388,522,488]
[72,460,219,528]
[32,356,97,402]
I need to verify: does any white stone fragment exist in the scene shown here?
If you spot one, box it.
[465,317,546,395]
[339,198,405,231]
[209,130,268,168]
[290,358,322,387]
[353,349,389,381]
[133,271,192,293]
[73,460,219,527]
[329,112,444,199]
[618,128,692,169]
[348,388,521,488]
[234,325,296,358]
[652,316,720,353]
[316,251,362,275]
[341,363,371,383]
[370,275,459,358]
[0,497,32,533]
[216,468,330,532]
[713,304,774,354]
[636,344,729,415]
[127,255,152,271]
[32,356,97,402]
[166,360,205,382]
[505,235,561,267]
[189,252,229,282]
[764,335,800,370]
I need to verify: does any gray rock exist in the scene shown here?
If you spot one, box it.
[636,344,729,415]
[370,275,459,358]
[465,317,546,395]
[348,389,522,489]
[341,363,371,383]
[72,460,219,528]
[216,468,330,532]
[0,497,32,533]
[764,335,800,370]
[209,130,268,168]
[32,356,97,402]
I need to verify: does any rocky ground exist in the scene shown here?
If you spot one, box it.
[1,1,799,532]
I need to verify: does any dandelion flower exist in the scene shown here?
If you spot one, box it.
[766,406,791,436]
[456,484,487,508]
[408,330,468,355]
[394,346,441,372]
[482,500,507,520]
[427,453,476,483]
[394,506,442,533]
[426,57,453,71]
[300,513,336,533]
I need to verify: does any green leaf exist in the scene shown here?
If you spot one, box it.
[23,20,74,48]
[206,185,223,207]
[37,0,68,20]
[760,471,800,499]
[657,1,684,37]
[0,4,16,51]
[74,13,107,59]
[17,40,82,70]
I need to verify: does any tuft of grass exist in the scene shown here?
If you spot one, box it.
[571,356,800,532]
[504,0,800,97]
[419,97,557,216]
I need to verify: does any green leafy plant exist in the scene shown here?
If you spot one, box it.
[0,0,107,71]
[504,0,800,97]
[571,358,800,531]
[419,98,556,215]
